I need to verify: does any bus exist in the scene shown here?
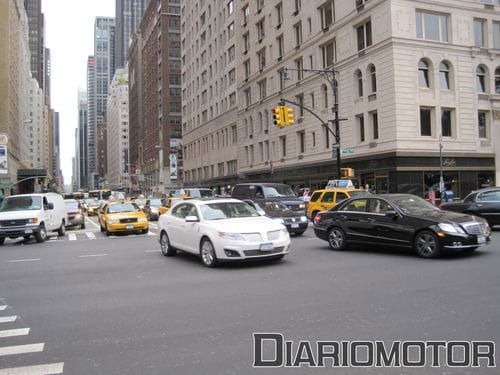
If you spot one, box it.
[88,189,112,201]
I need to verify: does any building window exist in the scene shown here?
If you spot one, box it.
[294,22,303,46]
[418,59,430,88]
[228,0,234,15]
[245,88,252,107]
[494,21,500,49]
[298,131,305,153]
[257,19,265,41]
[478,111,488,139]
[357,114,365,142]
[276,2,283,26]
[294,0,301,12]
[317,43,332,71]
[258,79,267,101]
[420,107,433,136]
[257,48,266,70]
[322,84,328,109]
[243,32,250,52]
[368,64,376,93]
[296,94,304,117]
[319,1,335,29]
[281,136,287,157]
[371,111,378,140]
[474,19,486,48]
[355,69,363,97]
[244,60,251,79]
[243,5,250,24]
[476,66,486,93]
[356,20,372,51]
[441,108,453,137]
[295,57,303,80]
[495,67,500,94]
[228,22,235,39]
[416,11,449,42]
[439,61,451,90]
[278,69,286,91]
[277,35,284,58]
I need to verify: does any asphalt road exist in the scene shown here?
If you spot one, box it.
[0,216,498,374]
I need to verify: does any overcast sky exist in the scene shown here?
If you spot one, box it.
[42,0,114,186]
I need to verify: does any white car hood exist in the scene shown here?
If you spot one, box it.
[0,210,40,220]
[206,216,283,233]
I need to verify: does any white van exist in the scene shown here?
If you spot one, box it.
[0,193,68,244]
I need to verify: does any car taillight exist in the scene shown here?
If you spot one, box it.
[314,213,322,225]
[438,204,443,209]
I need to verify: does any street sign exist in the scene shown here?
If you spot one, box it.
[341,148,354,155]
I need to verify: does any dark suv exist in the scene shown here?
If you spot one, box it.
[232,183,307,230]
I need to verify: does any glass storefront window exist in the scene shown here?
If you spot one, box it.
[424,172,459,199]
[478,173,495,189]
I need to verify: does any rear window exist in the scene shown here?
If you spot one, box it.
[310,192,322,203]
[232,185,253,198]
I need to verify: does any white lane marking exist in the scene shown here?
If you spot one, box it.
[0,343,44,356]
[0,306,6,311]
[85,216,100,229]
[145,250,161,253]
[0,316,16,323]
[78,254,107,258]
[0,362,64,375]
[85,232,96,239]
[0,328,30,338]
[68,233,77,241]
[7,259,41,263]
[307,237,319,241]
[147,231,156,236]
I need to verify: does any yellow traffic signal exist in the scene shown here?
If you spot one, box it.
[272,107,285,128]
[284,106,295,126]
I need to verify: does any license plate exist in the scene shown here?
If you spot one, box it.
[126,224,134,230]
[260,243,274,252]
[291,223,299,229]
[477,235,486,244]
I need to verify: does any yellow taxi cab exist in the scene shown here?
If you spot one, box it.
[98,201,148,236]
[158,196,194,216]
[307,189,368,220]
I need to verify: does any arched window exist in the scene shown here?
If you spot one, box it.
[368,64,377,93]
[264,110,269,131]
[355,69,363,97]
[322,84,328,109]
[243,119,248,138]
[249,116,254,137]
[476,66,487,93]
[495,67,500,94]
[439,62,451,90]
[258,112,263,134]
[418,59,430,88]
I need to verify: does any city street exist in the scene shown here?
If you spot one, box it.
[0,216,498,374]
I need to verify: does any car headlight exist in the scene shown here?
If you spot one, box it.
[75,214,82,219]
[151,207,159,213]
[300,216,308,222]
[280,228,289,237]
[138,217,148,222]
[28,218,39,224]
[108,219,120,224]
[299,204,306,209]
[273,218,284,224]
[438,223,465,234]
[218,232,245,241]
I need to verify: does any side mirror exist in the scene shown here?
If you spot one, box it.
[185,215,200,223]
[385,210,399,219]
[45,203,54,210]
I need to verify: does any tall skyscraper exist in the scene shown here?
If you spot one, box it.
[115,0,150,69]
[23,0,45,91]
[87,17,115,188]
[77,90,88,189]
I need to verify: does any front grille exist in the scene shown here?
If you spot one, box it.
[242,233,263,242]
[243,247,285,257]
[287,205,303,211]
[283,217,298,223]
[0,219,28,227]
[462,222,486,235]
[120,218,138,224]
[267,230,281,241]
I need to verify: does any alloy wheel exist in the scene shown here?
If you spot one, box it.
[328,228,345,250]
[416,232,438,258]
[201,240,216,267]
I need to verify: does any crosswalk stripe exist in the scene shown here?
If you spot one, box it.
[68,233,76,241]
[0,343,44,356]
[0,317,17,324]
[86,232,96,239]
[0,362,64,375]
[0,306,6,311]
[0,328,30,338]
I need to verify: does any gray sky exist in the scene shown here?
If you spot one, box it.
[42,0,114,186]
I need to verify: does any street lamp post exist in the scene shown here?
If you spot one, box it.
[439,134,444,195]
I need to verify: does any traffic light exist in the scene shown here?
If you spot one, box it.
[272,107,284,128]
[284,106,295,126]
[341,168,354,178]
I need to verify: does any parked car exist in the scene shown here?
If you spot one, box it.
[307,189,368,220]
[65,199,85,229]
[440,187,500,227]
[158,199,291,267]
[143,199,163,221]
[313,194,491,258]
[244,200,308,236]
[0,193,68,244]
[231,183,306,213]
[98,202,148,236]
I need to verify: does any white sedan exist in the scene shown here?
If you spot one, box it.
[157,199,291,267]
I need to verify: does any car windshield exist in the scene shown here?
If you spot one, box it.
[149,199,162,206]
[188,189,215,198]
[0,196,43,212]
[65,201,79,211]
[349,191,370,197]
[263,185,296,197]
[200,202,261,220]
[108,203,140,213]
[262,202,289,212]
[390,196,440,215]
[135,199,146,205]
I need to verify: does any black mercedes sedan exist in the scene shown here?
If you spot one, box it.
[440,188,500,227]
[313,194,491,258]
